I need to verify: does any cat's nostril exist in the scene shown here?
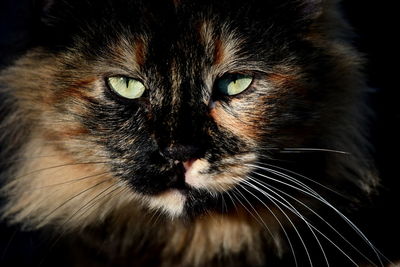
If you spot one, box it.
[163,145,202,162]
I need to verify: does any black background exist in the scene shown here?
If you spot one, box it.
[0,0,399,266]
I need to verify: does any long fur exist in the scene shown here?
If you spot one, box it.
[0,0,384,266]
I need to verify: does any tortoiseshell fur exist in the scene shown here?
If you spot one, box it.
[0,0,387,266]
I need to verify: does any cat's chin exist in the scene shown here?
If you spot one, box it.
[143,187,222,219]
[146,189,187,217]
[143,187,235,220]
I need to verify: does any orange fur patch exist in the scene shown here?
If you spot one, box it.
[134,39,146,67]
[266,72,307,96]
[210,102,262,142]
[57,77,97,102]
[214,39,224,65]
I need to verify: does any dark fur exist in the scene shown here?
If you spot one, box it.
[0,0,396,266]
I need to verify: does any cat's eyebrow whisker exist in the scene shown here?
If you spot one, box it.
[236,179,313,267]
[246,165,386,266]
[250,176,380,266]
[229,186,290,265]
[242,177,329,267]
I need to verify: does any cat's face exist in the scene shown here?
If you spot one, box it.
[41,0,323,216]
[1,0,374,227]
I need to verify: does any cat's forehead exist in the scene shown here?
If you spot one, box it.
[99,7,256,80]
[100,4,285,66]
[46,0,318,83]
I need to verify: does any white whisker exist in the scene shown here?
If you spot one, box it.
[11,161,110,182]
[233,179,304,266]
[41,177,114,223]
[247,163,386,266]
[230,187,290,263]
[224,190,239,214]
[238,179,315,267]
[246,176,362,266]
[279,148,350,155]
[72,183,124,223]
[252,176,378,266]
[243,177,329,266]
[254,160,349,199]
[28,172,109,191]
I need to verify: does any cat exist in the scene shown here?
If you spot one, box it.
[0,0,397,266]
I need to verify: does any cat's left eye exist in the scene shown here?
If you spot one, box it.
[216,73,253,96]
[107,76,146,99]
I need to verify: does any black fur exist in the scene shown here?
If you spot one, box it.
[1,0,399,266]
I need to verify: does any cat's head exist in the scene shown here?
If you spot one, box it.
[0,0,377,229]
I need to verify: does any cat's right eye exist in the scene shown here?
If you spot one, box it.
[107,76,146,99]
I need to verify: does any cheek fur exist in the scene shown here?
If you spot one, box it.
[1,141,139,230]
[210,100,266,143]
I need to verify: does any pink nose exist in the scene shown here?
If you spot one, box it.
[182,159,196,172]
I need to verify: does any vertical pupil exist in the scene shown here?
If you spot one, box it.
[232,74,238,83]
[124,77,129,88]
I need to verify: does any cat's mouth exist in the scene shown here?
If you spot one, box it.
[150,158,199,193]
[144,154,256,217]
[144,160,194,217]
[143,158,201,217]
[153,158,218,193]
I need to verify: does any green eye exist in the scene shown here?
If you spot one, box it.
[216,74,253,96]
[107,76,146,99]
